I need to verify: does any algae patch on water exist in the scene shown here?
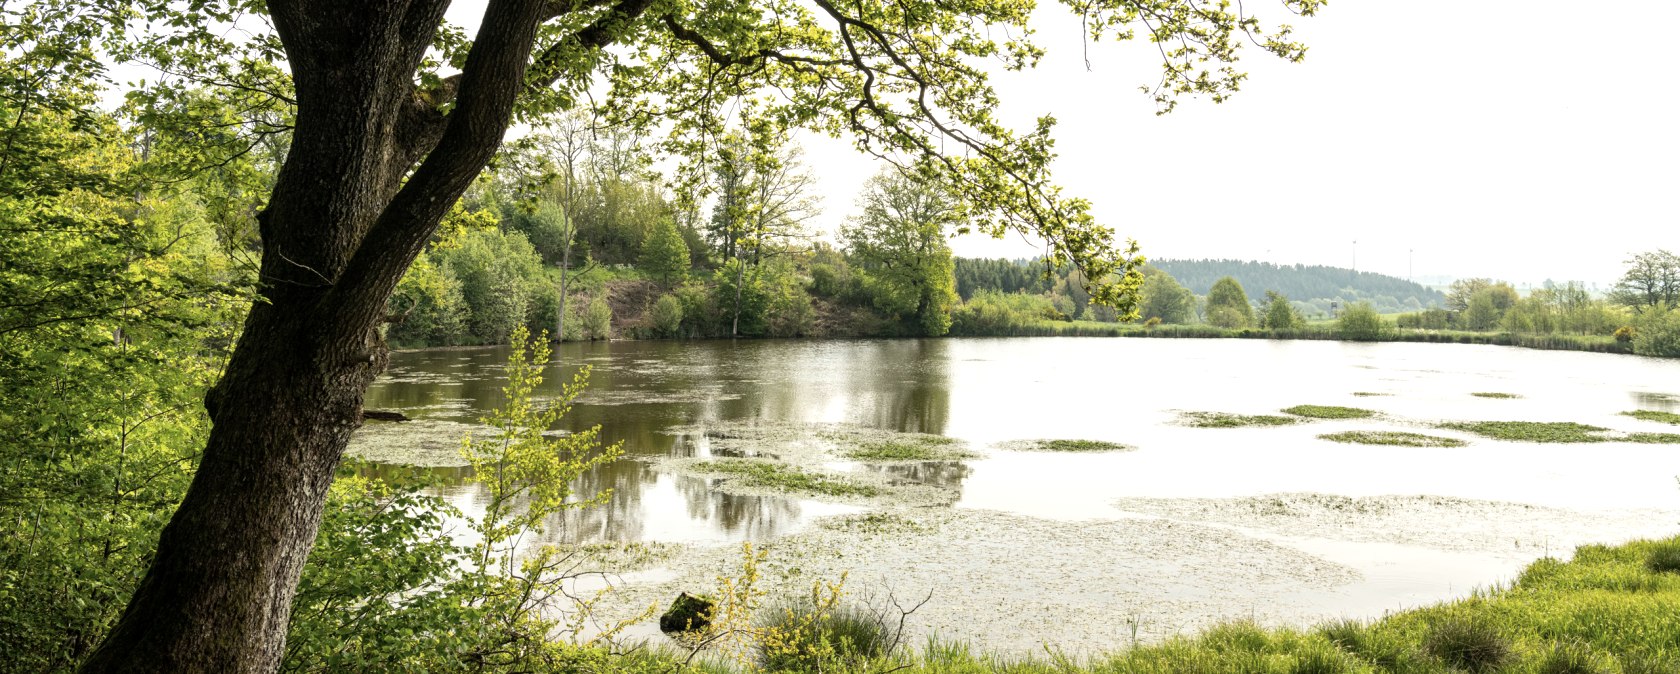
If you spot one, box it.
[818,512,930,535]
[1283,405,1378,419]
[1179,411,1301,428]
[1113,493,1670,555]
[996,439,1135,452]
[1626,433,1680,445]
[589,507,1362,655]
[837,433,977,461]
[1318,431,1467,448]
[1438,421,1611,443]
[673,420,976,463]
[1623,410,1680,425]
[346,418,492,467]
[687,458,880,498]
[657,421,973,505]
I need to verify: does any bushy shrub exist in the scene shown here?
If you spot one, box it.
[1632,306,1680,357]
[1397,307,1453,330]
[1338,302,1388,341]
[1206,276,1253,328]
[948,289,1057,335]
[758,602,891,671]
[650,294,684,337]
[1261,291,1301,330]
[1615,325,1636,343]
[1423,618,1511,672]
[1646,541,1680,573]
[583,295,612,340]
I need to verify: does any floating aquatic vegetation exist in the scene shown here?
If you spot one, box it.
[1180,411,1301,428]
[1438,421,1610,443]
[1283,405,1378,419]
[994,439,1135,452]
[1622,410,1680,425]
[1318,431,1467,448]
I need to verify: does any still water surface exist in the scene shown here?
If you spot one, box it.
[358,337,1680,645]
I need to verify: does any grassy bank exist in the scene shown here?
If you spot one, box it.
[955,320,1635,355]
[580,535,1680,673]
[927,314,1640,358]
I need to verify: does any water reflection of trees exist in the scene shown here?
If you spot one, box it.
[860,461,972,489]
[674,474,806,540]
[398,456,814,548]
[541,458,660,543]
[857,340,951,434]
[1631,392,1678,413]
[360,338,959,550]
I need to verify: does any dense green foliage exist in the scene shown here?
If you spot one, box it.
[843,171,962,336]
[948,289,1062,335]
[1136,267,1198,324]
[1630,304,1680,358]
[1258,291,1298,329]
[0,51,253,669]
[371,206,1680,351]
[640,218,692,287]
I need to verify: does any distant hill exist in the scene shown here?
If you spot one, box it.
[1152,259,1445,315]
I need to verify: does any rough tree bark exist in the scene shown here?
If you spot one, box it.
[77,0,552,671]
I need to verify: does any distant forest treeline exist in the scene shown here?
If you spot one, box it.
[952,256,1446,319]
[1153,259,1444,315]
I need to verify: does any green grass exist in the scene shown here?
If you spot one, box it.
[1622,410,1680,425]
[1181,411,1301,428]
[1536,640,1615,674]
[1283,405,1378,419]
[1318,431,1468,448]
[1626,433,1680,444]
[690,459,879,498]
[1472,392,1523,399]
[1439,421,1611,443]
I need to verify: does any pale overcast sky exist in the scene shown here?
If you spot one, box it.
[433,2,1678,285]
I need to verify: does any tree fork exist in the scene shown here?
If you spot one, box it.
[79,0,549,670]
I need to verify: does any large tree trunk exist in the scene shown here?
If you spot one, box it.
[79,1,547,671]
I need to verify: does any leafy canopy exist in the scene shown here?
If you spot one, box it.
[35,0,1324,315]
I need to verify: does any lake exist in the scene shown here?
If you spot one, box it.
[353,337,1680,651]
